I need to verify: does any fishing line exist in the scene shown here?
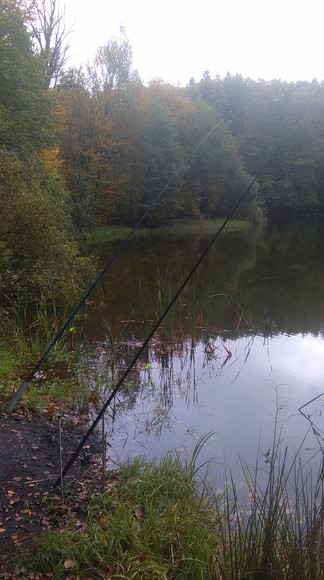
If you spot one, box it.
[6,119,224,413]
[298,392,324,438]
[55,84,323,485]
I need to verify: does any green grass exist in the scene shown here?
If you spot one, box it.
[83,219,251,245]
[0,329,86,415]
[0,342,20,378]
[15,432,324,579]
[16,439,221,579]
[0,374,83,416]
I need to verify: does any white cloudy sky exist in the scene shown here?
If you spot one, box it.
[65,0,323,86]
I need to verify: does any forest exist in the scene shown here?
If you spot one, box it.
[1,0,324,323]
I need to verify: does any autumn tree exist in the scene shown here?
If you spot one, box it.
[25,0,70,87]
[57,67,98,229]
[86,32,143,224]
[0,0,91,322]
[94,27,135,91]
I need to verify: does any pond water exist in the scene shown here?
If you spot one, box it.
[82,222,324,489]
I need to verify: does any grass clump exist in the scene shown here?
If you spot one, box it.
[86,453,220,577]
[17,442,221,579]
[0,341,21,378]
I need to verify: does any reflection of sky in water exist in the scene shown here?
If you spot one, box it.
[104,333,324,487]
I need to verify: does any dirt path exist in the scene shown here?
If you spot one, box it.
[0,411,100,570]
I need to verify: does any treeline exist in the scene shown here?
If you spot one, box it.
[55,35,324,229]
[57,52,260,230]
[57,46,324,229]
[195,72,324,220]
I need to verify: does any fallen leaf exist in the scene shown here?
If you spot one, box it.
[133,506,145,519]
[22,509,33,517]
[64,559,75,570]
[9,498,19,505]
[0,528,6,533]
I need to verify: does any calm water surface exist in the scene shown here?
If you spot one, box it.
[84,223,324,487]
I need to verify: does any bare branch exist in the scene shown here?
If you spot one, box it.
[25,0,71,87]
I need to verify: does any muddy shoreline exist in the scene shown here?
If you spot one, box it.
[0,411,101,563]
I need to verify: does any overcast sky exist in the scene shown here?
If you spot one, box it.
[65,0,323,86]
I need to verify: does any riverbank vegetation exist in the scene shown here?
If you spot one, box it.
[83,218,252,245]
[13,434,324,579]
[0,0,94,363]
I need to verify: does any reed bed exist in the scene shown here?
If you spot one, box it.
[83,219,251,245]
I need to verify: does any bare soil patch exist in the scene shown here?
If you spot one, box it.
[0,411,101,575]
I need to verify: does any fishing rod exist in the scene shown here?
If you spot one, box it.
[55,84,323,486]
[6,119,224,413]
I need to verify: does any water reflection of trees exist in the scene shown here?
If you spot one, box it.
[79,324,262,456]
[238,223,324,335]
[80,223,324,454]
[90,227,260,342]
[88,223,324,342]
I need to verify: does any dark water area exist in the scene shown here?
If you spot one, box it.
[87,222,324,338]
[82,222,324,490]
